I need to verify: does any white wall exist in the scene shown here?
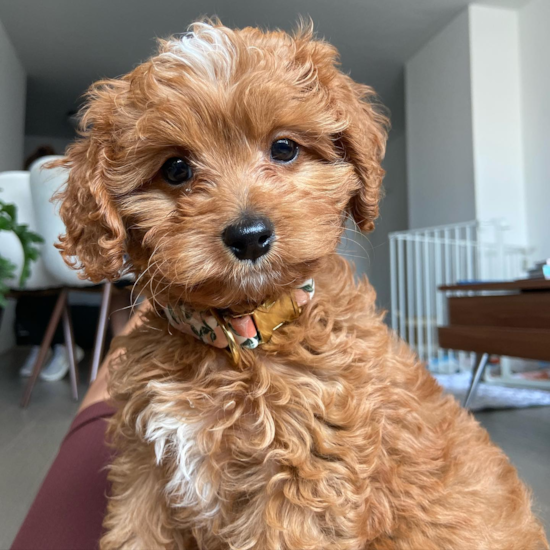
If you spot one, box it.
[469,5,527,246]
[405,9,476,230]
[0,18,26,354]
[519,0,550,259]
[406,4,540,253]
[0,18,25,172]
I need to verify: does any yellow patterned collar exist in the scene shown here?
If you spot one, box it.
[164,279,315,365]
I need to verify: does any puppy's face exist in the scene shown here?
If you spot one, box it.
[56,22,387,309]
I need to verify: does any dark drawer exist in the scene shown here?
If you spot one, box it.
[438,326,550,361]
[448,293,550,329]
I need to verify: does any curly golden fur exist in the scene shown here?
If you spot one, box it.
[53,20,547,550]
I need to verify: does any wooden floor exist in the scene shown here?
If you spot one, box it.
[0,346,549,548]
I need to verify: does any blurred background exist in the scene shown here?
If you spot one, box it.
[0,0,548,547]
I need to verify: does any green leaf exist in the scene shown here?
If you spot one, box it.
[14,222,29,232]
[0,258,15,306]
[0,257,16,279]
[2,203,16,221]
[0,199,44,294]
[27,233,44,243]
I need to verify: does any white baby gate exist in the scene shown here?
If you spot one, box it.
[389,220,529,373]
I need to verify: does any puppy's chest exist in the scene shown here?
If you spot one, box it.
[142,381,364,527]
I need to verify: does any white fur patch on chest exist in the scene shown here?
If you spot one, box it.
[141,410,214,513]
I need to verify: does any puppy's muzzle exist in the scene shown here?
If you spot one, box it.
[222,215,274,262]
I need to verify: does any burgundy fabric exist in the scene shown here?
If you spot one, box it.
[11,401,116,550]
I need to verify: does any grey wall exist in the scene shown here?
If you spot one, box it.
[405,9,476,230]
[0,17,25,171]
[406,2,549,260]
[24,134,73,160]
[0,17,26,354]
[367,132,408,312]
[340,131,408,314]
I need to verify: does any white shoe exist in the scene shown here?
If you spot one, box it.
[40,344,85,382]
[19,346,52,377]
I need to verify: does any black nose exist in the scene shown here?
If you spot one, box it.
[222,216,274,261]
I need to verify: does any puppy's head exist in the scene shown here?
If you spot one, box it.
[55,21,388,309]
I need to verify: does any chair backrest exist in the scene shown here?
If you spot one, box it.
[29,156,91,287]
[0,171,58,290]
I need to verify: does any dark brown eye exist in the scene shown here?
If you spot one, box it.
[161,157,193,185]
[270,139,299,163]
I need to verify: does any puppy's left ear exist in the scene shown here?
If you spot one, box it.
[294,29,389,232]
[333,77,389,232]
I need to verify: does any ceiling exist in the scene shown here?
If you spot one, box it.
[0,0,527,139]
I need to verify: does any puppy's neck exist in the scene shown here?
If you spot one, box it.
[162,279,315,365]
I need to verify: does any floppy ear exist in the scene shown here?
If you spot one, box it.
[49,80,129,283]
[294,27,389,232]
[333,77,389,232]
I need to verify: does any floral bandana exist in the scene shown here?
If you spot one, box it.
[164,279,315,362]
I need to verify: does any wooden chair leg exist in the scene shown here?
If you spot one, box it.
[463,353,489,409]
[21,289,67,408]
[62,303,79,401]
[90,282,112,383]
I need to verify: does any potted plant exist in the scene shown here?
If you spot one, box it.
[0,196,44,322]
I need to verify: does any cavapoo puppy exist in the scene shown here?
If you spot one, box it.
[53,20,547,550]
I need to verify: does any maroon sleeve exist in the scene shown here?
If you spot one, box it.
[11,401,116,550]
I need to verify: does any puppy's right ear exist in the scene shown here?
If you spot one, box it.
[50,80,129,283]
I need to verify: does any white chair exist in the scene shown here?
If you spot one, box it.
[30,156,93,286]
[29,156,116,385]
[0,171,58,290]
[0,169,78,405]
[0,159,119,406]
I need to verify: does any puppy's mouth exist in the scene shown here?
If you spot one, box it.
[155,255,320,314]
